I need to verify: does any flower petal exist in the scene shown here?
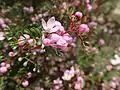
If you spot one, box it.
[41,19,47,30]
[47,17,55,29]
[55,21,61,26]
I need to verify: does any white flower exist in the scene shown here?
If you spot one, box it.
[41,17,62,33]
[110,54,120,65]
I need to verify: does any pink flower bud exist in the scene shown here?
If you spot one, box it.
[18,40,25,46]
[6,64,11,69]
[22,80,29,88]
[99,39,105,45]
[8,52,15,57]
[38,14,43,18]
[43,38,51,46]
[23,7,29,12]
[27,72,32,78]
[0,18,4,24]
[27,39,34,46]
[31,17,37,22]
[87,4,92,11]
[86,0,90,3]
[74,82,81,90]
[106,65,112,72]
[110,82,116,89]
[1,62,6,67]
[29,7,34,13]
[75,12,83,19]
[0,66,7,74]
[1,23,7,28]
[79,24,90,33]
[23,34,30,39]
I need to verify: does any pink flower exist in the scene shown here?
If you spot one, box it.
[106,65,112,71]
[43,38,51,46]
[53,78,62,85]
[23,7,34,13]
[42,17,73,51]
[75,12,83,19]
[27,39,34,46]
[62,67,75,81]
[74,82,82,90]
[0,66,7,74]
[79,24,90,33]
[0,62,6,67]
[99,39,105,45]
[56,37,68,47]
[50,33,60,43]
[41,17,62,33]
[8,52,16,57]
[27,72,32,78]
[0,18,4,25]
[18,34,30,46]
[87,4,92,11]
[63,33,73,44]
[86,0,90,3]
[22,80,29,88]
[6,64,11,69]
[0,32,5,41]
[110,82,116,89]
[53,78,63,90]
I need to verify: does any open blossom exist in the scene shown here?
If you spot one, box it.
[62,67,75,81]
[41,17,62,33]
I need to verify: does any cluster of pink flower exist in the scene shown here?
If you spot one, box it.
[0,62,11,74]
[42,17,73,51]
[53,78,63,90]
[18,34,34,46]
[23,6,34,13]
[101,77,120,90]
[70,11,90,34]
[60,67,84,89]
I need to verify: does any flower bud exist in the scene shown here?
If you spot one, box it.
[22,80,29,88]
[0,66,7,74]
[75,12,83,19]
[79,24,90,33]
